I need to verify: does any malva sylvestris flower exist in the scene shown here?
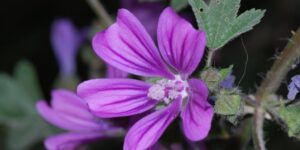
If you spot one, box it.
[51,19,84,77]
[287,75,300,100]
[77,7,214,150]
[36,90,122,150]
[221,74,235,89]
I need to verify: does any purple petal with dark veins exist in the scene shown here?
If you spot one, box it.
[181,78,213,141]
[157,7,206,78]
[77,79,158,118]
[93,9,173,79]
[124,99,180,150]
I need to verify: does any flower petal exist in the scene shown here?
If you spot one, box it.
[157,7,206,77]
[36,101,100,131]
[51,19,83,76]
[106,64,128,78]
[287,75,300,100]
[45,132,103,150]
[93,9,173,78]
[77,79,158,118]
[181,79,213,141]
[124,99,180,150]
[51,89,95,122]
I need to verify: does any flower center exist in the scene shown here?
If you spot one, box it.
[147,76,188,104]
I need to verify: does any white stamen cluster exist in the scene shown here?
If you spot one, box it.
[147,77,188,104]
[148,84,165,100]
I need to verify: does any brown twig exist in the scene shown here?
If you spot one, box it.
[86,0,113,26]
[253,27,300,150]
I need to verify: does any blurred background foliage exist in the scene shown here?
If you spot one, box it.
[0,0,300,149]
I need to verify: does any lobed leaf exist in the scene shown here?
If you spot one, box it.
[189,0,265,49]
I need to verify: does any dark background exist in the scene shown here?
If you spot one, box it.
[0,0,300,149]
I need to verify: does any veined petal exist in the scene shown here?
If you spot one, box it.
[93,9,173,79]
[106,64,128,78]
[124,99,180,150]
[36,101,100,131]
[181,79,213,141]
[45,132,103,150]
[157,7,206,77]
[77,79,158,118]
[51,89,95,122]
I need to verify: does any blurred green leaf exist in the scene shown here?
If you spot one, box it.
[5,117,56,150]
[279,103,300,138]
[189,0,265,49]
[171,0,189,11]
[0,74,32,123]
[14,60,43,101]
[0,60,56,150]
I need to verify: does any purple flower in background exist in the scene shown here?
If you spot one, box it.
[51,19,84,77]
[36,90,122,150]
[221,74,235,89]
[121,0,165,39]
[77,7,213,150]
[287,75,300,100]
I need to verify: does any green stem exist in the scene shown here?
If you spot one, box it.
[253,27,300,150]
[86,0,113,26]
[206,48,216,67]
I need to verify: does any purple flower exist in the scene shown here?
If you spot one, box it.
[221,74,235,89]
[77,7,213,150]
[121,0,165,39]
[36,90,122,150]
[287,75,300,100]
[51,19,84,77]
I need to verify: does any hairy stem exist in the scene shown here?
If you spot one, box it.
[86,0,113,26]
[253,27,300,150]
[206,49,216,67]
[256,28,300,97]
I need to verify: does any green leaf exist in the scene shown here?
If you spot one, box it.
[14,60,43,101]
[0,74,32,123]
[5,117,57,150]
[189,0,265,49]
[171,0,189,11]
[215,90,241,115]
[279,104,300,137]
[0,61,57,149]
[219,65,233,81]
